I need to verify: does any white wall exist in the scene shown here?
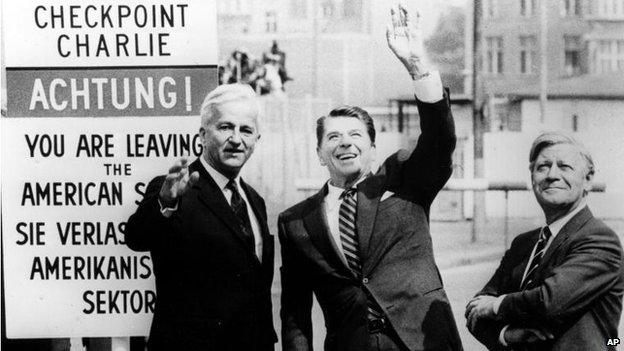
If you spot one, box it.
[484,130,624,219]
[521,99,624,135]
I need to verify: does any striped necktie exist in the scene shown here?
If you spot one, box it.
[520,227,552,290]
[338,188,384,319]
[338,188,362,275]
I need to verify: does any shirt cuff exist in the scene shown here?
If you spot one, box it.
[412,70,443,103]
[493,294,506,315]
[158,198,178,218]
[499,325,510,347]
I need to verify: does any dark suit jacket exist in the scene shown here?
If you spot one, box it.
[471,206,624,351]
[278,93,463,351]
[125,160,277,351]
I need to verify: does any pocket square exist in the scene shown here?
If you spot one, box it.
[380,191,395,202]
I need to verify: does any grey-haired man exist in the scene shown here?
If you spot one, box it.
[466,132,624,351]
[125,84,276,351]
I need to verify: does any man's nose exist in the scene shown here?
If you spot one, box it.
[546,164,562,179]
[228,129,242,144]
[339,135,353,147]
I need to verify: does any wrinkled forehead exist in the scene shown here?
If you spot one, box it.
[206,99,260,127]
[534,143,586,165]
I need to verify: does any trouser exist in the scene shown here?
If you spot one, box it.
[366,319,408,351]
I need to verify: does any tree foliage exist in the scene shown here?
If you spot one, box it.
[425,6,465,92]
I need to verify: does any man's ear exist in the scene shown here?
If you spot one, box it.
[317,147,326,166]
[583,169,595,195]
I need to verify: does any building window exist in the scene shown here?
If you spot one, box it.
[343,0,362,19]
[571,114,579,132]
[620,41,624,71]
[564,35,582,75]
[594,40,624,73]
[322,0,335,18]
[265,11,277,32]
[218,0,250,15]
[483,0,498,18]
[520,0,537,16]
[560,0,581,16]
[597,0,624,18]
[519,36,537,74]
[290,0,308,18]
[485,37,504,74]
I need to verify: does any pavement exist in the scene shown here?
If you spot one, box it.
[435,244,505,269]
[430,217,624,269]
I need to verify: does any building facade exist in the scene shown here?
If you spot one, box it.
[214,0,460,107]
[463,0,624,218]
[468,0,624,98]
[463,0,624,131]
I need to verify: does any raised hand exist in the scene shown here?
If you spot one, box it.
[159,158,200,207]
[386,2,429,78]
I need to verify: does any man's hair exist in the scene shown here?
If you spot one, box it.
[200,83,260,127]
[529,131,595,175]
[315,106,376,147]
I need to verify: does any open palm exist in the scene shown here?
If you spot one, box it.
[386,3,427,76]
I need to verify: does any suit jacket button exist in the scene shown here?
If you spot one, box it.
[362,278,369,284]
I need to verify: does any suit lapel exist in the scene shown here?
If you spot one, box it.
[540,206,593,266]
[514,230,541,290]
[356,174,385,273]
[191,160,255,254]
[303,185,354,278]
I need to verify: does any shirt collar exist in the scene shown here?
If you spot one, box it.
[326,181,345,204]
[325,176,366,202]
[547,200,588,237]
[199,156,240,191]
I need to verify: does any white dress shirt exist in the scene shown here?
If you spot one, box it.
[160,157,263,262]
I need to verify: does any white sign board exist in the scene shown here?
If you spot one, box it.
[3,0,217,67]
[3,0,219,117]
[2,117,204,337]
[2,0,218,338]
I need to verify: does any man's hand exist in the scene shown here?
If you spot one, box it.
[386,3,429,79]
[159,158,200,207]
[465,295,500,331]
[504,327,554,345]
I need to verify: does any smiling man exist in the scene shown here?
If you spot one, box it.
[125,83,276,351]
[466,132,624,351]
[277,4,463,351]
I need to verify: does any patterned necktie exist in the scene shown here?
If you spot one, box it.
[226,180,254,244]
[338,188,362,275]
[520,227,552,290]
[338,187,384,319]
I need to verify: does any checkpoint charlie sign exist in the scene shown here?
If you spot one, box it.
[1,0,218,338]
[4,0,218,117]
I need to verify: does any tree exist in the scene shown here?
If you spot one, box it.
[425,6,465,93]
